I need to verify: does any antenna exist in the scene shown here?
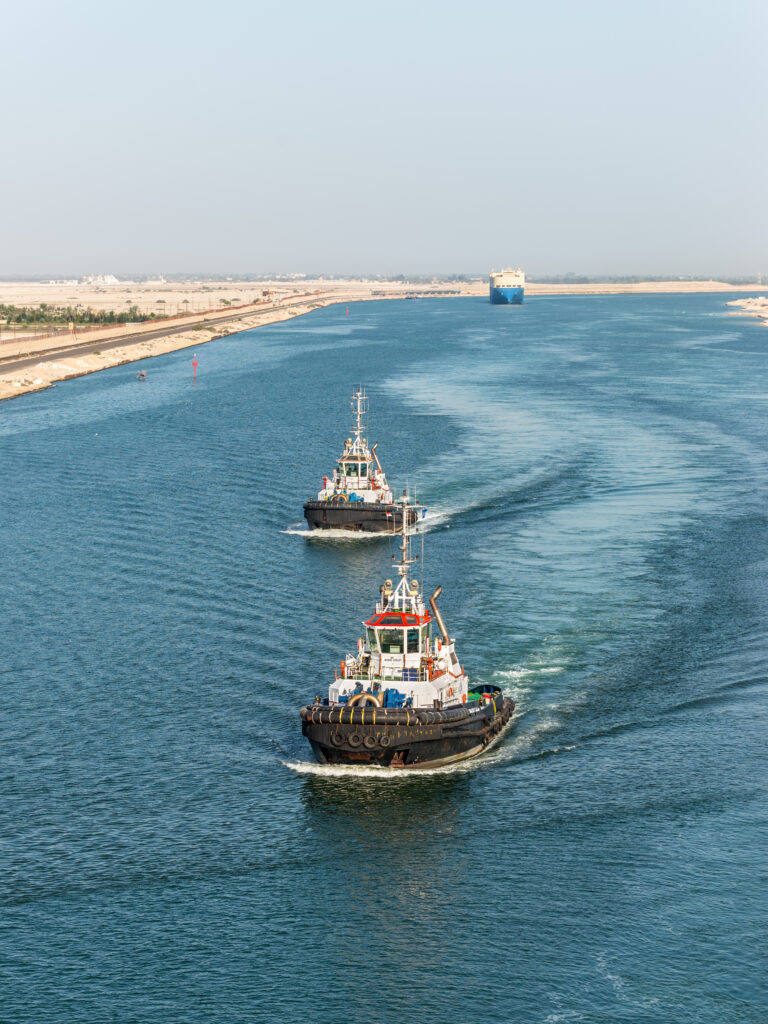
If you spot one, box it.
[420,517,425,596]
[350,386,368,452]
[396,490,417,581]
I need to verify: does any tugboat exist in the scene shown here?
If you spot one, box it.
[299,497,515,768]
[303,388,420,533]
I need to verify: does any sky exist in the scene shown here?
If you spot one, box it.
[2,0,767,277]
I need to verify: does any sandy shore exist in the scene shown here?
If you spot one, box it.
[525,281,768,296]
[727,296,768,327]
[0,292,360,402]
[1,276,764,312]
[2,278,767,403]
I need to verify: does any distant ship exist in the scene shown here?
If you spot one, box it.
[489,268,525,305]
[303,388,421,533]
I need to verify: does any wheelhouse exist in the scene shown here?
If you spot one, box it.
[365,611,431,654]
[337,459,370,479]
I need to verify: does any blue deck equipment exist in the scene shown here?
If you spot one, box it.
[383,688,406,708]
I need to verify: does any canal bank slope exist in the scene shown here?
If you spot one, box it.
[2,279,767,403]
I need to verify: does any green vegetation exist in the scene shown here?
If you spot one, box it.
[0,303,165,326]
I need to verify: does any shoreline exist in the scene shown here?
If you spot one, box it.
[2,280,767,404]
[0,293,358,403]
[727,296,768,328]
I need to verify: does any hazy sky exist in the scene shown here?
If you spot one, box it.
[3,0,766,276]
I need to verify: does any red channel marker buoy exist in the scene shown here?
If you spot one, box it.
[192,354,198,379]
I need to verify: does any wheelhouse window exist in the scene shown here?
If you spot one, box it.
[367,628,379,650]
[338,462,364,478]
[379,629,404,654]
[376,628,422,654]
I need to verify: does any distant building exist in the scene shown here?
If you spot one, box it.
[81,274,122,285]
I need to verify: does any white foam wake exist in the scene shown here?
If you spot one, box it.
[282,525,391,541]
[282,516,436,541]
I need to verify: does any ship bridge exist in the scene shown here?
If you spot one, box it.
[319,387,392,501]
[328,494,469,709]
[365,609,431,657]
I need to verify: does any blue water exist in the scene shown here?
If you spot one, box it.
[1,294,766,1022]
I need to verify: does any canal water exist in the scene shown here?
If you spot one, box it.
[1,294,766,1022]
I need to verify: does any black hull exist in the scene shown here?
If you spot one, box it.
[303,501,418,533]
[300,697,515,769]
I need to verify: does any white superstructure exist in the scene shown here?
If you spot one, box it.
[329,497,469,709]
[489,268,525,289]
[314,388,394,505]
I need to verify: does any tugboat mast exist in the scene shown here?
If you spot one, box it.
[351,387,368,454]
[388,492,418,611]
[396,493,415,575]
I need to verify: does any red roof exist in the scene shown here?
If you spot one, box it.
[365,612,430,627]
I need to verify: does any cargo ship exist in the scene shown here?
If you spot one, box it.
[299,496,515,768]
[303,388,421,533]
[489,267,525,304]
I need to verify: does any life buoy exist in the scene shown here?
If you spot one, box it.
[426,657,434,679]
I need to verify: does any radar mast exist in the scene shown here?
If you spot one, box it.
[350,387,368,454]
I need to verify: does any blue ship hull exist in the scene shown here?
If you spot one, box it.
[490,286,524,305]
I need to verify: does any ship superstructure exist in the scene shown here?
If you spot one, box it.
[329,511,468,710]
[489,267,525,305]
[303,388,419,532]
[300,497,515,768]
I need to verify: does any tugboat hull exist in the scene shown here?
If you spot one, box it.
[300,697,515,769]
[303,500,418,533]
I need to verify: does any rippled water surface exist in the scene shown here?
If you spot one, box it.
[2,295,767,1022]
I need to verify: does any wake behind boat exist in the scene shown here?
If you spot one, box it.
[303,387,420,533]
[300,496,515,768]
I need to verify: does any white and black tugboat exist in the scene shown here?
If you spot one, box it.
[300,497,515,768]
[303,388,420,533]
